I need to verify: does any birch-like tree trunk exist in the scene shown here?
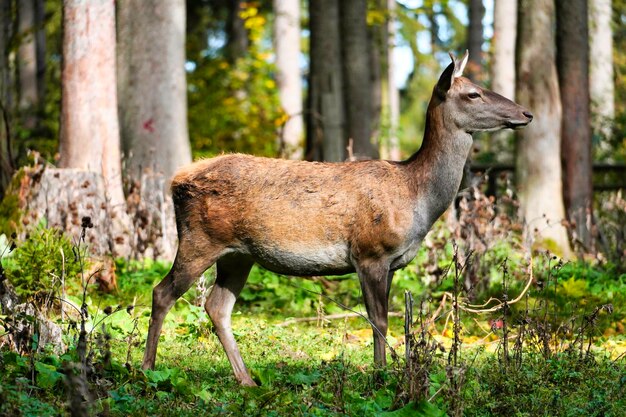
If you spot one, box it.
[516,0,572,257]
[59,0,128,255]
[589,0,614,142]
[17,0,38,127]
[489,0,517,161]
[307,0,345,162]
[117,0,191,183]
[556,0,593,251]
[340,0,377,159]
[273,0,304,160]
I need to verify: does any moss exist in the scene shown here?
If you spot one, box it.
[532,237,566,259]
[0,168,27,237]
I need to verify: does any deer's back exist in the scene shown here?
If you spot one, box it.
[172,154,422,275]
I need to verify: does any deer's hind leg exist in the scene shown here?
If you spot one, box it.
[204,254,255,386]
[142,236,225,371]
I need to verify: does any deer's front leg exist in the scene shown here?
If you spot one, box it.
[356,260,392,366]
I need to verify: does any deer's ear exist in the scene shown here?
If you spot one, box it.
[435,56,456,97]
[453,50,469,78]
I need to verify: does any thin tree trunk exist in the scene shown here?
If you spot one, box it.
[307,0,345,162]
[59,0,128,256]
[34,0,45,104]
[369,9,382,157]
[340,0,377,159]
[556,0,593,251]
[589,0,614,143]
[117,0,191,183]
[516,0,572,257]
[387,0,401,161]
[467,0,485,81]
[17,0,37,127]
[226,0,248,62]
[273,0,303,160]
[489,0,517,161]
[0,1,15,198]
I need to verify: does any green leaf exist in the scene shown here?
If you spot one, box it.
[34,361,63,389]
[559,277,589,299]
[288,370,321,386]
[380,401,446,417]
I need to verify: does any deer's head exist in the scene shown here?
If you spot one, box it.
[434,51,533,134]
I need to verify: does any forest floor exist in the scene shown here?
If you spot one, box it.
[1,257,626,417]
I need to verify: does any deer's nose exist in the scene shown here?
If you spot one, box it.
[523,111,534,121]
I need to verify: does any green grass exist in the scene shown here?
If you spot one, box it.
[2,246,626,416]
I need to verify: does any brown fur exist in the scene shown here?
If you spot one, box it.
[142,52,533,386]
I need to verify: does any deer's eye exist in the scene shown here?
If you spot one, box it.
[468,92,481,99]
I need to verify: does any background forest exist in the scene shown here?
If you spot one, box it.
[0,0,625,416]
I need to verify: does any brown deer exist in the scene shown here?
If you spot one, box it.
[142,51,532,386]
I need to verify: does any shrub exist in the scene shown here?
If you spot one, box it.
[4,225,84,306]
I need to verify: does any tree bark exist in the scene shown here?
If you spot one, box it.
[307,0,345,162]
[17,0,38,127]
[589,0,614,142]
[0,1,15,198]
[340,0,377,159]
[386,0,401,161]
[466,0,485,81]
[515,0,571,257]
[489,0,517,161]
[273,0,304,160]
[34,0,46,103]
[59,0,129,256]
[225,0,248,62]
[368,6,382,157]
[117,0,192,183]
[556,0,593,251]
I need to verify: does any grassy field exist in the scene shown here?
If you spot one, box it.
[1,250,626,417]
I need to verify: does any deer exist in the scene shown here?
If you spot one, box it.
[141,51,533,386]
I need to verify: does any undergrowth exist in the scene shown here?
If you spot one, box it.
[0,188,625,416]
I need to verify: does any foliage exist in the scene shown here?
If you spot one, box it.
[1,221,626,416]
[9,0,63,165]
[187,4,283,158]
[3,224,84,304]
[609,0,626,162]
[0,167,25,237]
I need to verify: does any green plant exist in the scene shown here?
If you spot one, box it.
[4,224,84,305]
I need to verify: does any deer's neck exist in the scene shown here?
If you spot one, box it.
[405,101,473,223]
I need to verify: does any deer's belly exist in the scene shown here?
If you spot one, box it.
[249,243,354,276]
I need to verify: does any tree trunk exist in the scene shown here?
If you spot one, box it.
[273,0,304,160]
[386,0,401,161]
[307,0,345,162]
[34,0,45,103]
[59,0,129,256]
[489,0,517,162]
[466,0,485,81]
[556,0,593,251]
[0,1,15,198]
[589,0,614,143]
[340,0,377,159]
[368,7,382,157]
[515,0,571,257]
[225,0,248,62]
[117,0,192,183]
[17,0,38,127]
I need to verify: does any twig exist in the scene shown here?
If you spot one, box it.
[444,257,534,315]
[275,312,404,327]
[284,282,399,360]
